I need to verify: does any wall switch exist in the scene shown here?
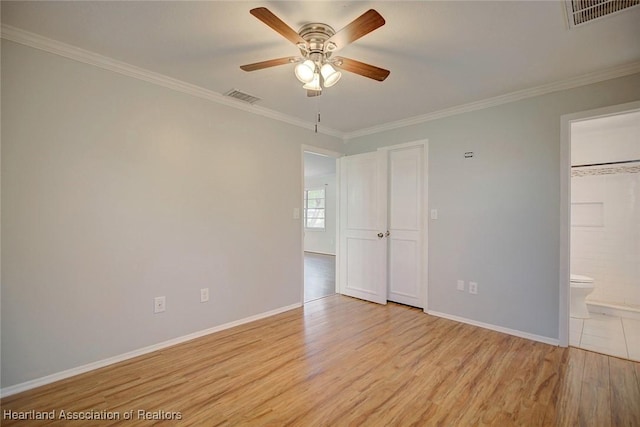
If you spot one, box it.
[293,208,300,219]
[430,209,438,220]
[200,288,209,303]
[457,280,465,291]
[469,282,478,295]
[154,296,166,313]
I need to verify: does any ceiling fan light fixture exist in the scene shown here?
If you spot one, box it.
[320,63,341,87]
[302,72,322,91]
[294,59,316,83]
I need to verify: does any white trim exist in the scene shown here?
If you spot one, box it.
[427,310,560,347]
[302,146,344,159]
[559,100,640,348]
[304,250,336,256]
[0,25,345,140]
[422,142,429,312]
[0,303,301,398]
[587,301,640,321]
[3,25,640,144]
[344,61,640,141]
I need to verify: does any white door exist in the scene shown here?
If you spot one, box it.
[338,151,388,304]
[386,145,424,308]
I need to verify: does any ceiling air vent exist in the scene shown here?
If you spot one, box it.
[224,89,261,105]
[565,0,640,27]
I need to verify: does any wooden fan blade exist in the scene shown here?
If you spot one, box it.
[333,57,390,81]
[307,90,322,97]
[326,9,385,51]
[240,57,297,72]
[250,7,306,46]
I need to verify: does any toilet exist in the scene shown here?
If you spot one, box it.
[570,274,595,319]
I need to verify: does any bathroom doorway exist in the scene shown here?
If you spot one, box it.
[564,104,640,361]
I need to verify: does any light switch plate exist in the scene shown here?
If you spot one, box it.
[200,288,209,303]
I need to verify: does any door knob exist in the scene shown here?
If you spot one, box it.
[377,232,384,238]
[385,231,390,237]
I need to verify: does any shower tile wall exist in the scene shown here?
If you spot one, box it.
[571,166,640,307]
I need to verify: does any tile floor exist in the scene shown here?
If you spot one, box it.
[570,313,640,361]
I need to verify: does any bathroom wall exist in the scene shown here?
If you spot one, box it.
[571,111,640,307]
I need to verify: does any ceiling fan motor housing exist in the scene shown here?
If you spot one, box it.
[297,23,336,58]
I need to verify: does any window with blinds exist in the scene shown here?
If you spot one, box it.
[304,188,325,230]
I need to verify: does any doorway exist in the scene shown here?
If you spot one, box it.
[302,148,340,303]
[560,100,640,360]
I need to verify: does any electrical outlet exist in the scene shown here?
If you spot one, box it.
[469,282,478,295]
[457,280,465,291]
[200,288,209,303]
[154,296,166,313]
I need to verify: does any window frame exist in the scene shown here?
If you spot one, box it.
[303,187,326,231]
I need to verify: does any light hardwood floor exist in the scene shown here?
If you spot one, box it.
[2,295,640,426]
[304,252,336,302]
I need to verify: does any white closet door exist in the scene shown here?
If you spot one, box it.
[338,151,388,305]
[386,145,424,308]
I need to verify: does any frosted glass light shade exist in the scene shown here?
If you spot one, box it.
[294,60,315,83]
[302,73,322,91]
[320,63,341,87]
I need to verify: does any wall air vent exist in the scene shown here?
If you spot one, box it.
[565,0,640,27]
[224,89,261,105]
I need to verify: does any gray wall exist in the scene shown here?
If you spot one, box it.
[3,36,640,389]
[303,174,337,255]
[1,40,343,388]
[345,72,640,340]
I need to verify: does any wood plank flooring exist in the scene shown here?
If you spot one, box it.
[303,252,335,302]
[2,295,640,426]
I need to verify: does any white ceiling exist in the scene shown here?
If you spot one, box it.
[2,1,640,136]
[304,152,336,178]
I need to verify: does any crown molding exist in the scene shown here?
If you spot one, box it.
[3,24,639,143]
[0,25,345,140]
[344,61,640,141]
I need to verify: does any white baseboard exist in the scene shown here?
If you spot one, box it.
[426,310,559,346]
[1,302,302,398]
[587,301,640,320]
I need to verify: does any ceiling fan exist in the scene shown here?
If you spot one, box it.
[240,7,390,97]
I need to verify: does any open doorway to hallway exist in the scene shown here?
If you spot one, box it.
[303,151,337,303]
[304,252,335,302]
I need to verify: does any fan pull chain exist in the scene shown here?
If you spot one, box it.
[314,97,320,133]
[315,112,321,133]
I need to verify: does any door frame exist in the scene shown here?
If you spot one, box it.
[301,145,343,304]
[559,100,640,347]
